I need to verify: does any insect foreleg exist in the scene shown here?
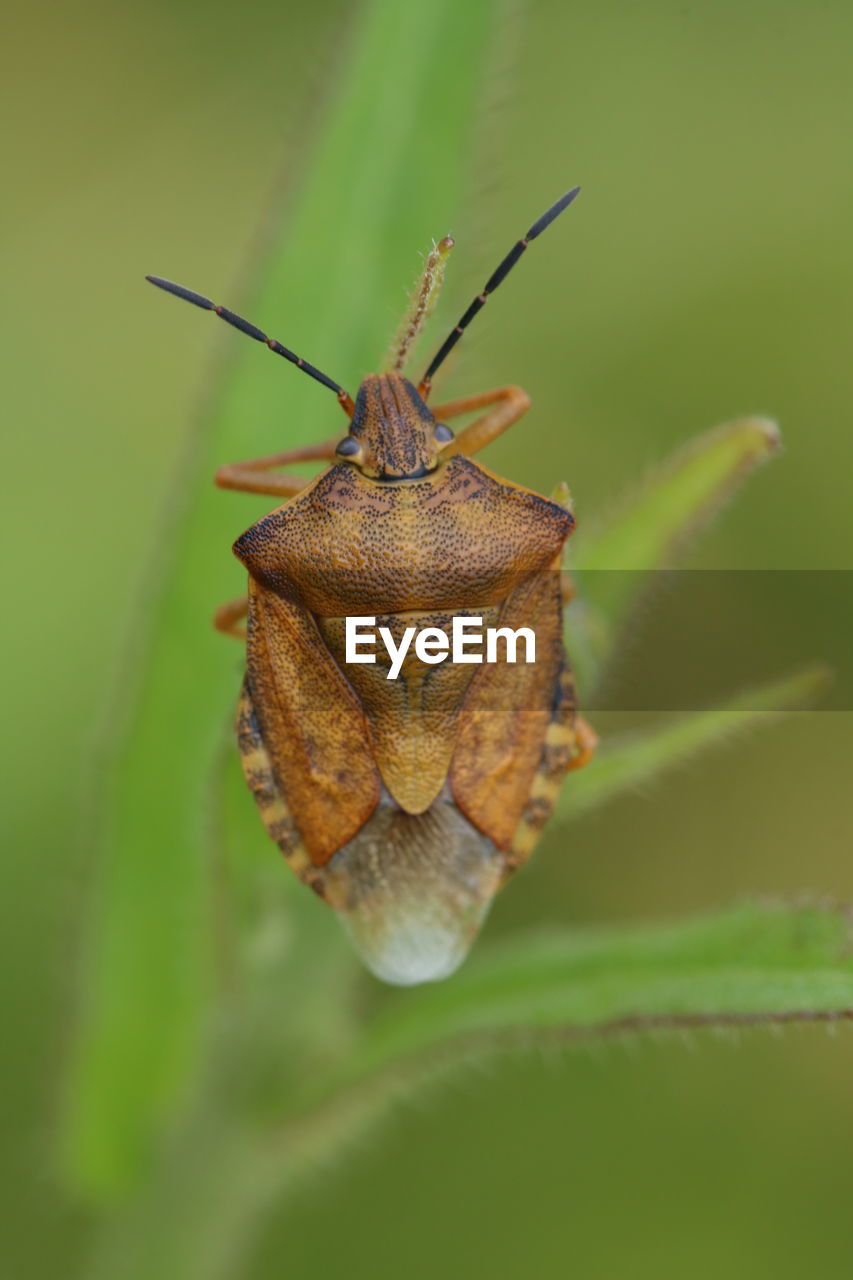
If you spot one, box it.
[213,594,249,639]
[430,385,531,458]
[215,436,341,496]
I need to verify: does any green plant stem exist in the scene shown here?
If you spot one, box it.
[67,0,509,1199]
[558,664,831,821]
[569,417,780,690]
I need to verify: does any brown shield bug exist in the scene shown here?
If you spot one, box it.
[147,186,595,984]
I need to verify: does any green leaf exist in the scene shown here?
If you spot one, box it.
[568,417,780,688]
[557,664,831,822]
[87,894,853,1280]
[66,0,508,1199]
[313,901,853,1099]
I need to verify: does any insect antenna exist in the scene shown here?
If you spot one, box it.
[418,186,581,394]
[146,275,355,414]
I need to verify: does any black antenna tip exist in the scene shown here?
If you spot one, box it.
[419,184,583,386]
[146,275,215,311]
[527,186,581,241]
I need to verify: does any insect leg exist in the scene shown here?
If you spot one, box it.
[430,385,531,458]
[215,436,341,496]
[567,716,597,773]
[213,594,249,639]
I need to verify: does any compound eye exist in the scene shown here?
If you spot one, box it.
[336,435,360,458]
[434,423,454,444]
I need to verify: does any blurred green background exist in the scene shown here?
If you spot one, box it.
[2,0,853,1276]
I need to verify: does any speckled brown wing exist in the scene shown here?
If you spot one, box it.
[245,579,381,865]
[449,566,570,850]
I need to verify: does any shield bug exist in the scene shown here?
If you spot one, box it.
[147,186,596,985]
